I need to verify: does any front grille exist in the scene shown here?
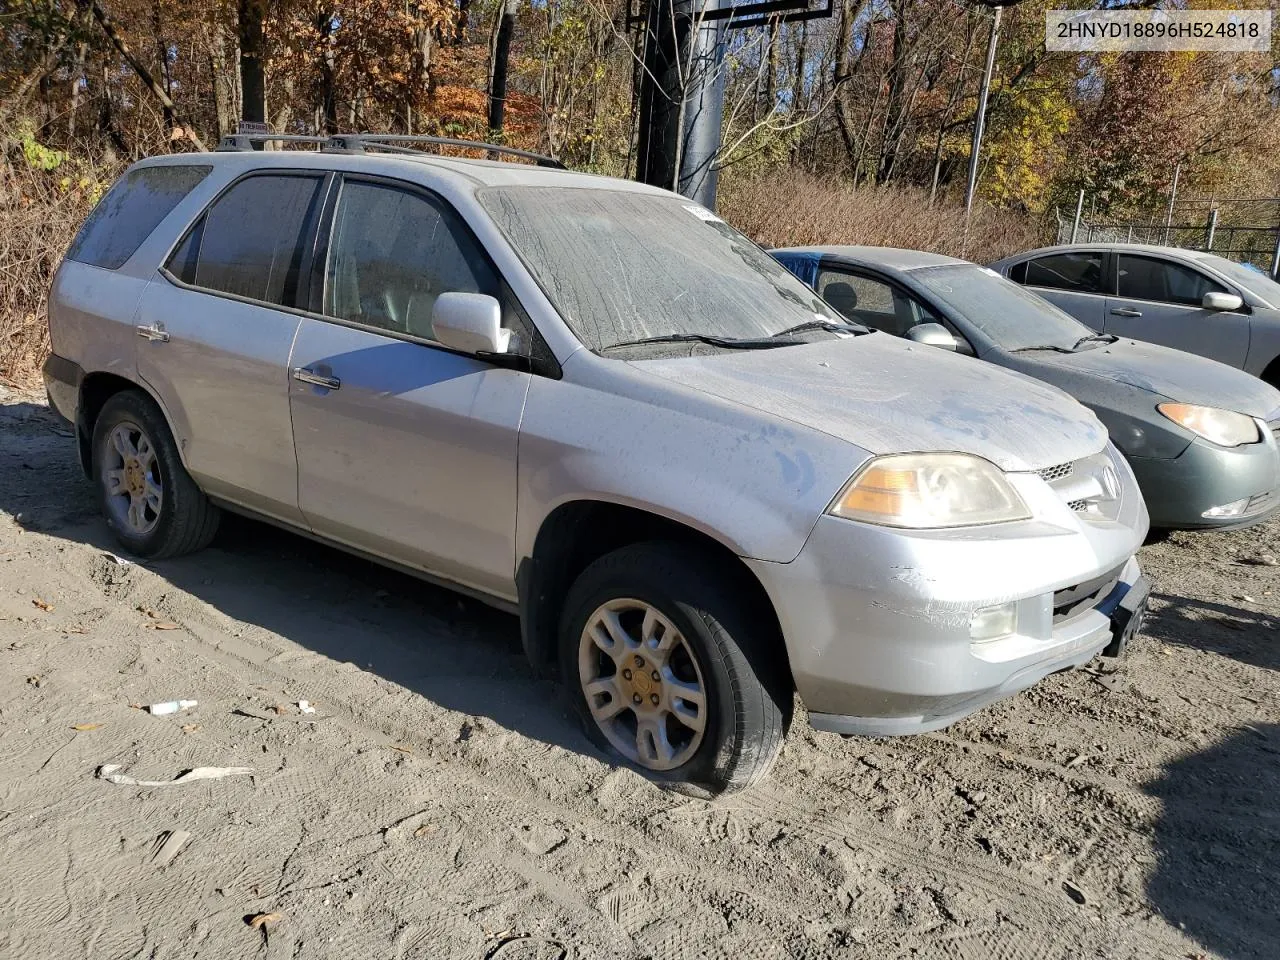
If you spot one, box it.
[1053,564,1123,623]
[1037,462,1073,483]
[1068,498,1089,512]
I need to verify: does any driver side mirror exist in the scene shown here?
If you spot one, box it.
[432,292,510,355]
[1202,291,1243,312]
[906,322,958,352]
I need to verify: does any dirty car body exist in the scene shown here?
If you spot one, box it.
[773,246,1280,532]
[44,148,1148,790]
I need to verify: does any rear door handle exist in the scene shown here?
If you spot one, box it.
[135,323,170,342]
[1110,308,1142,318]
[292,367,341,390]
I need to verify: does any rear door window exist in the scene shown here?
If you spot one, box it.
[1021,252,1105,294]
[1116,254,1226,306]
[66,164,211,270]
[166,174,324,308]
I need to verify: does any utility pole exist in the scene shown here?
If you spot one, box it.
[962,0,1022,227]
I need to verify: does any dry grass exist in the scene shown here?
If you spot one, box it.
[719,169,1047,264]
[0,153,120,387]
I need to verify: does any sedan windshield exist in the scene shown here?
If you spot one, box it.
[1196,254,1280,308]
[478,187,843,352]
[912,264,1096,352]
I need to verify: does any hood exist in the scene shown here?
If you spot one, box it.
[1011,339,1280,418]
[632,334,1107,472]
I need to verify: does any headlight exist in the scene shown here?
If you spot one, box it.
[1156,403,1259,447]
[829,453,1031,528]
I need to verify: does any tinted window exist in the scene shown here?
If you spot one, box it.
[1008,261,1027,283]
[66,164,211,270]
[1117,255,1226,307]
[816,267,939,337]
[180,174,324,307]
[324,180,496,340]
[1023,252,1104,293]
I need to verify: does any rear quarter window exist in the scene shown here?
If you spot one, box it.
[66,164,212,270]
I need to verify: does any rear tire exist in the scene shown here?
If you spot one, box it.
[558,541,790,794]
[92,390,219,559]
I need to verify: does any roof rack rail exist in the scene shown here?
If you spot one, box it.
[216,133,330,152]
[326,133,566,169]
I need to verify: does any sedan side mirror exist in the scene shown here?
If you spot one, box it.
[432,292,510,355]
[906,322,958,352]
[1202,291,1243,312]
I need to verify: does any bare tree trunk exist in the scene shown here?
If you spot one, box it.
[76,0,207,149]
[238,0,266,126]
[764,17,779,114]
[210,23,234,139]
[831,0,860,179]
[97,61,127,157]
[487,0,519,137]
[314,11,339,134]
[68,41,88,139]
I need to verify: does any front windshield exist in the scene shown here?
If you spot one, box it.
[478,186,843,351]
[1196,254,1280,308]
[912,264,1096,352]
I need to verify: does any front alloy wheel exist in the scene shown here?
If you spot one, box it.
[579,598,708,771]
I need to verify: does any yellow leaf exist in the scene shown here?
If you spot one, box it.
[72,723,104,731]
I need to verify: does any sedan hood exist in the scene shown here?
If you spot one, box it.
[1016,338,1280,418]
[633,334,1107,472]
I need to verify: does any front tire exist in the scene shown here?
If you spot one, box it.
[92,390,219,559]
[558,542,790,794]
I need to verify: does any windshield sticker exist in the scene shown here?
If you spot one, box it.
[682,204,724,223]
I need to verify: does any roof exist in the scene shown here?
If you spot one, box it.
[772,245,970,271]
[136,148,674,196]
[992,242,1218,265]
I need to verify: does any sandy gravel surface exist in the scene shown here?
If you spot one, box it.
[0,385,1276,960]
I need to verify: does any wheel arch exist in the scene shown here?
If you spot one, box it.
[77,372,181,478]
[516,499,792,688]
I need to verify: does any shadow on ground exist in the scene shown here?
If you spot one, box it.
[1142,592,1280,671]
[1145,722,1280,960]
[0,397,596,759]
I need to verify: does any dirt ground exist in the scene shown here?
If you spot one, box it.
[0,384,1277,960]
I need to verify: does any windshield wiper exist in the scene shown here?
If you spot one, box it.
[1010,344,1076,354]
[1072,333,1119,350]
[769,319,868,338]
[598,333,788,353]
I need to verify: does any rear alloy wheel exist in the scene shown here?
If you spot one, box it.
[559,542,789,794]
[92,390,219,559]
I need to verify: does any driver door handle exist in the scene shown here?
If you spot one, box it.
[292,367,341,391]
[1110,308,1142,318]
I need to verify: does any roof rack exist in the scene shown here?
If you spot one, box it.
[216,133,330,151]
[215,131,565,169]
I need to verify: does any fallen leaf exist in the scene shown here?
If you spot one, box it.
[388,743,413,754]
[66,626,89,635]
[32,598,53,612]
[181,723,202,734]
[26,675,42,687]
[146,622,181,631]
[413,823,439,838]
[72,722,104,731]
[270,704,289,715]
[136,605,159,619]
[247,912,283,931]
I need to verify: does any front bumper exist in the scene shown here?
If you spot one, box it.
[1128,425,1280,530]
[746,465,1148,736]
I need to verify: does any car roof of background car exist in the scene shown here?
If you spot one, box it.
[992,242,1219,265]
[131,148,674,196]
[773,245,968,272]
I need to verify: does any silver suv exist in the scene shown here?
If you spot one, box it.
[44,136,1150,792]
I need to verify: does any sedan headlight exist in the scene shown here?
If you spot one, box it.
[1156,403,1259,447]
[829,453,1031,528]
